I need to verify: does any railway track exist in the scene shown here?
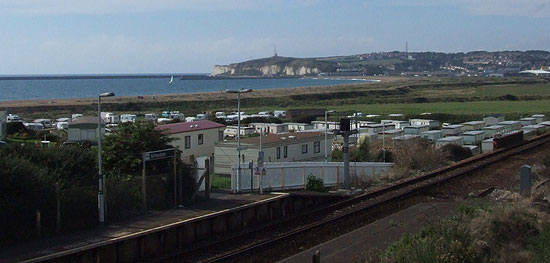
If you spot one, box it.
[160,133,550,263]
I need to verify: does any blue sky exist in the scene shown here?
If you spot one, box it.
[0,0,548,74]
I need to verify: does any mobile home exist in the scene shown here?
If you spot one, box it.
[420,130,443,143]
[403,125,430,135]
[462,121,486,131]
[435,136,463,147]
[461,131,485,145]
[120,114,137,123]
[441,124,465,137]
[482,125,505,139]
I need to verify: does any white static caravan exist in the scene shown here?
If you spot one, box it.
[498,121,522,133]
[215,112,226,118]
[522,124,547,134]
[409,119,440,129]
[56,122,69,130]
[520,118,537,126]
[196,114,208,120]
[273,110,286,118]
[103,113,120,124]
[169,112,185,120]
[253,123,288,134]
[224,126,255,138]
[381,120,409,130]
[532,114,545,123]
[33,119,52,128]
[463,145,480,156]
[287,123,313,132]
[378,129,404,138]
[311,121,340,130]
[435,136,463,147]
[461,131,485,145]
[364,123,395,134]
[392,135,420,142]
[185,117,199,122]
[482,125,505,139]
[483,115,505,126]
[120,114,137,123]
[420,130,443,143]
[24,122,44,131]
[403,125,430,135]
[462,121,486,131]
[157,118,174,124]
[482,138,494,153]
[441,124,465,137]
[539,121,550,127]
[145,113,158,122]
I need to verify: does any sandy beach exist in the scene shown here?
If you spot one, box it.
[0,76,405,113]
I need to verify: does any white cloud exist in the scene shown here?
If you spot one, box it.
[0,0,319,15]
[388,0,550,17]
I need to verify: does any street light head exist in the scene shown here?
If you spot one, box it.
[326,110,336,113]
[240,89,253,93]
[99,92,115,97]
[225,89,238,93]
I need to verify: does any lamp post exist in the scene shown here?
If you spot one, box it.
[225,89,253,192]
[98,92,114,223]
[324,110,335,162]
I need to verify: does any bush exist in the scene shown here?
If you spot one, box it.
[442,144,473,162]
[392,139,447,173]
[306,174,326,192]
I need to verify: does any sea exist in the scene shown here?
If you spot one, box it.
[0,75,375,101]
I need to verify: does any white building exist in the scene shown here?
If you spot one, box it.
[157,120,225,164]
[145,113,158,122]
[102,112,120,124]
[409,119,440,129]
[214,132,333,175]
[522,124,547,133]
[0,111,6,141]
[364,123,395,134]
[482,138,494,153]
[67,117,104,143]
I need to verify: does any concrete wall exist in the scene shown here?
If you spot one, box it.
[27,193,341,263]
[231,162,393,192]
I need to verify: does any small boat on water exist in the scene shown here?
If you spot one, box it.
[169,76,174,84]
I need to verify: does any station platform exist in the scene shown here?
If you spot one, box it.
[1,192,284,263]
[277,202,458,263]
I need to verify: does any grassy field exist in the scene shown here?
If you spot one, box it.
[211,174,231,189]
[328,100,550,116]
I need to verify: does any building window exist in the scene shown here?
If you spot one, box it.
[284,146,288,158]
[314,141,320,153]
[277,147,281,159]
[218,130,224,141]
[302,144,308,154]
[185,135,191,149]
[198,134,204,145]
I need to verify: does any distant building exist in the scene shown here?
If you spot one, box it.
[409,119,440,129]
[0,111,6,141]
[224,126,255,138]
[214,132,332,175]
[287,123,313,132]
[67,116,104,144]
[435,136,463,147]
[441,124,465,137]
[420,130,443,143]
[157,120,225,164]
[249,123,288,134]
[462,121,486,131]
[461,131,485,145]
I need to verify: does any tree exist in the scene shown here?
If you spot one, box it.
[102,122,176,179]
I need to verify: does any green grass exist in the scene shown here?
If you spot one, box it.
[211,174,231,190]
[290,100,550,116]
[473,84,550,97]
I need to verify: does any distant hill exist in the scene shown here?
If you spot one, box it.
[211,56,338,77]
[212,51,550,77]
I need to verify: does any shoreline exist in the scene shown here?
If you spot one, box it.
[0,76,404,111]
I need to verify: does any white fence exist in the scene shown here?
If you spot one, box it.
[231,162,393,192]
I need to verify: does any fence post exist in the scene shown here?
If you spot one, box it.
[36,210,41,238]
[205,159,211,199]
[312,250,321,263]
[56,183,61,234]
[520,165,532,196]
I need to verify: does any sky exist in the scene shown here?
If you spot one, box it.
[0,0,549,74]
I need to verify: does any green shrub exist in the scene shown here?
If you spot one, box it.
[306,174,326,192]
[532,224,550,263]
